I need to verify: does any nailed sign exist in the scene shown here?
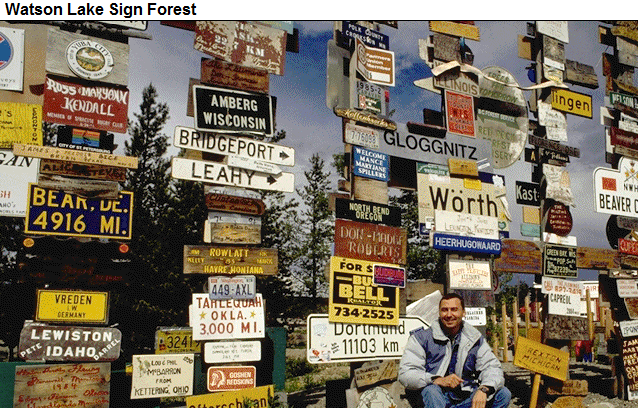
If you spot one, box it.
[0,150,38,217]
[183,245,277,275]
[448,259,492,290]
[171,157,294,193]
[203,340,261,364]
[0,102,42,149]
[551,88,593,119]
[434,209,499,240]
[334,197,401,227]
[542,276,582,317]
[594,157,638,217]
[208,366,256,392]
[352,146,389,181]
[0,27,24,91]
[334,219,406,265]
[204,220,261,245]
[43,75,129,134]
[25,185,133,240]
[514,336,569,381]
[536,21,569,43]
[516,181,540,206]
[208,275,256,300]
[617,279,638,298]
[14,143,137,168]
[35,289,109,325]
[186,386,274,408]
[194,21,286,76]
[475,107,527,169]
[432,232,502,255]
[39,160,126,182]
[205,192,265,215]
[445,89,475,137]
[344,121,380,149]
[307,314,427,363]
[131,354,194,399]
[14,363,110,408]
[193,85,274,136]
[19,322,121,362]
[329,257,400,326]
[341,21,389,50]
[353,80,388,116]
[544,244,577,278]
[200,58,269,94]
[623,336,638,391]
[190,294,265,341]
[155,327,202,354]
[173,126,293,166]
[353,38,395,87]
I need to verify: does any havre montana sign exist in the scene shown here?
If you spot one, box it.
[183,245,278,275]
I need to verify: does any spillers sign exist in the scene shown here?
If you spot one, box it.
[43,75,129,134]
[193,85,274,136]
[19,322,121,362]
[334,219,407,265]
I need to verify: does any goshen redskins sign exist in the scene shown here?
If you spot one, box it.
[43,75,128,134]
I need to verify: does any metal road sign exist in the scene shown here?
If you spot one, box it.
[171,157,294,192]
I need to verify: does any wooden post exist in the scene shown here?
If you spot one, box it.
[502,302,509,363]
[525,295,531,335]
[530,373,542,408]
[513,296,519,343]
[492,313,499,358]
[605,308,613,339]
[586,289,594,341]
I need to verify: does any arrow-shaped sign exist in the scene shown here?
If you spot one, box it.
[171,157,294,193]
[173,126,295,167]
[226,154,282,175]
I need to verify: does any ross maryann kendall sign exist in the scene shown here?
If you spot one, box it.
[193,85,274,136]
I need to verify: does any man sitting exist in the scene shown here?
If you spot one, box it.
[398,293,511,408]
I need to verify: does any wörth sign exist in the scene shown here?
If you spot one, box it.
[544,243,577,278]
[173,126,294,166]
[334,197,401,227]
[193,85,274,136]
[200,58,269,94]
[205,192,266,216]
[19,322,121,362]
[334,219,407,265]
[183,245,277,275]
[194,21,287,76]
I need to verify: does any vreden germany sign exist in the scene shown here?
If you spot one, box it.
[35,289,109,324]
[24,184,133,240]
[307,314,428,363]
[171,157,294,192]
[193,84,274,135]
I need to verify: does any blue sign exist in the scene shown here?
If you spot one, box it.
[341,21,390,50]
[431,232,501,255]
[353,146,389,182]
[25,184,133,239]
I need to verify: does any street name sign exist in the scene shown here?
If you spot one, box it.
[193,84,274,136]
[307,314,427,363]
[173,126,294,166]
[190,294,265,341]
[35,289,109,325]
[171,157,294,192]
[203,340,261,364]
[183,245,277,275]
[24,185,133,239]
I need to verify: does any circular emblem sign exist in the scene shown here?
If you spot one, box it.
[66,39,113,80]
[0,31,14,70]
[543,200,573,236]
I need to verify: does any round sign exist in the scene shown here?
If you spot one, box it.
[606,214,631,250]
[0,31,14,70]
[66,39,114,80]
[357,386,395,408]
[476,66,529,169]
[543,200,573,236]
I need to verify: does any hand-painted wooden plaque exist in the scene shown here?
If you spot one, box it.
[334,219,406,265]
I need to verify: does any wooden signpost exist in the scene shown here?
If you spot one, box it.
[334,219,406,265]
[39,159,127,182]
[200,58,269,93]
[36,174,120,199]
[429,21,480,41]
[14,143,138,168]
[183,245,277,275]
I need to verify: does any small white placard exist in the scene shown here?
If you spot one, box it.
[203,340,261,364]
[618,279,638,298]
[463,307,487,326]
[131,353,194,399]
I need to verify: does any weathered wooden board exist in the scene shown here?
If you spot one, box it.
[352,176,388,205]
[528,134,580,158]
[200,58,269,93]
[514,336,569,381]
[618,36,638,68]
[564,59,598,89]
[544,314,589,340]
[354,360,398,388]
[546,380,589,396]
[543,35,565,70]
[433,33,461,62]
[46,27,129,86]
[536,21,569,43]
[334,107,397,130]
[203,220,261,244]
[204,192,265,215]
[184,245,277,275]
[334,219,406,265]
[493,239,541,274]
[517,35,534,61]
[448,158,478,177]
[14,363,110,407]
[613,22,638,43]
[429,21,480,41]
[37,174,120,199]
[14,144,138,168]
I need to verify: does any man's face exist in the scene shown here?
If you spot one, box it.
[439,297,465,333]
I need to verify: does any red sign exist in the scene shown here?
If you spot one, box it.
[207,366,256,392]
[445,89,475,137]
[544,202,573,236]
[619,238,638,256]
[43,75,129,133]
[334,219,407,264]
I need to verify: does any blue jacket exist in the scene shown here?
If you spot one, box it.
[398,320,504,399]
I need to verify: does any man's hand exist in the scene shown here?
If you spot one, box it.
[432,374,463,389]
[471,389,487,408]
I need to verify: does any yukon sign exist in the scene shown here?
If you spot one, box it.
[25,184,133,239]
[193,84,274,136]
[43,75,128,134]
[594,157,638,217]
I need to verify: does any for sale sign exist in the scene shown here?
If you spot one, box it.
[190,293,265,341]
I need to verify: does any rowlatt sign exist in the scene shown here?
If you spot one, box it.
[183,245,277,275]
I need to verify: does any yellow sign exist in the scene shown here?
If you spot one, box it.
[155,327,202,354]
[429,21,481,41]
[35,289,109,324]
[551,88,593,119]
[513,336,569,381]
[185,385,273,408]
[0,102,43,149]
[329,257,399,326]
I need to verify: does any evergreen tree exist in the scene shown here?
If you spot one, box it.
[294,153,333,299]
[389,190,444,282]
